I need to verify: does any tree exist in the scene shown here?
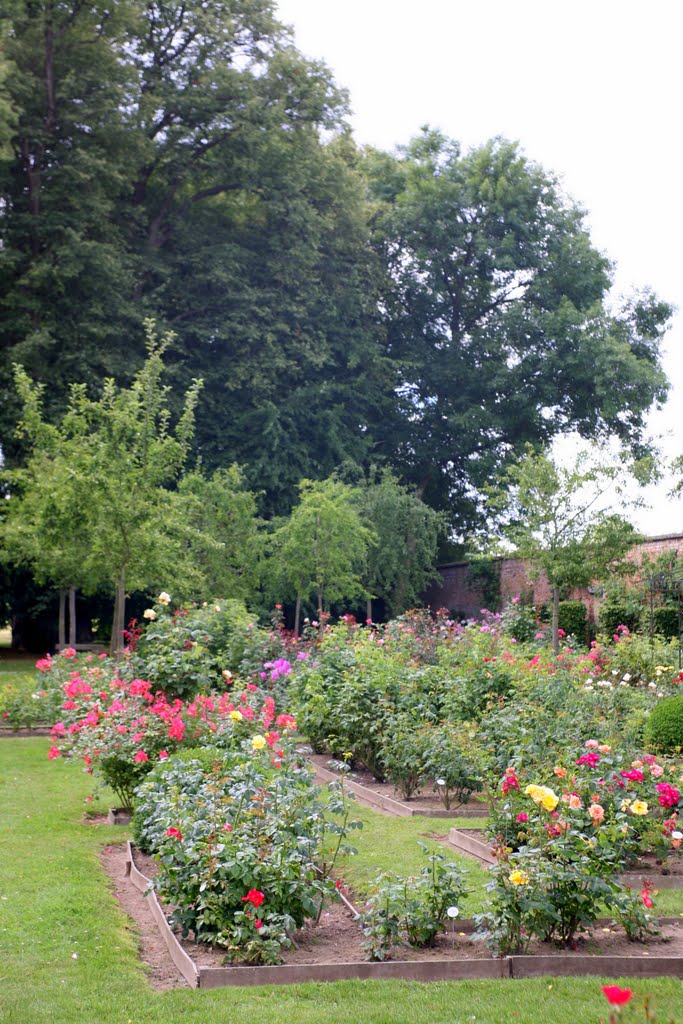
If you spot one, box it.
[356,469,446,619]
[5,322,201,654]
[168,466,263,604]
[270,477,375,632]
[1,2,391,519]
[490,446,642,652]
[0,0,141,460]
[1,367,104,645]
[364,130,672,531]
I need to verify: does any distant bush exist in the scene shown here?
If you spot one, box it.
[558,601,587,643]
[652,607,680,640]
[644,695,683,754]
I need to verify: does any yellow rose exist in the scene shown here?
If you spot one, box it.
[526,784,559,811]
[509,869,529,886]
[229,710,243,722]
[630,800,648,816]
[251,735,266,751]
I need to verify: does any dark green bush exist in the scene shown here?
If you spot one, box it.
[644,695,683,754]
[558,601,587,643]
[652,607,680,640]
[598,597,643,636]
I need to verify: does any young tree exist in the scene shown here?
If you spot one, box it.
[270,477,375,632]
[357,469,447,619]
[1,368,104,646]
[5,322,201,654]
[168,466,263,603]
[491,446,642,653]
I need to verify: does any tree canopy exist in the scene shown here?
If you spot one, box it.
[0,5,673,549]
[364,130,671,529]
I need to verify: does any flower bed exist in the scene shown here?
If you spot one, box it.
[117,842,683,988]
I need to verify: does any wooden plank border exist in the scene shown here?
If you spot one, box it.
[125,842,199,988]
[123,843,683,990]
[312,763,487,819]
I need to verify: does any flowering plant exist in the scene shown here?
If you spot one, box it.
[133,748,358,964]
[360,846,468,960]
[48,666,296,809]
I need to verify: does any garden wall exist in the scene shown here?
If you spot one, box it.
[424,533,683,620]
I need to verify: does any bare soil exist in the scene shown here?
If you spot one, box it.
[98,841,683,989]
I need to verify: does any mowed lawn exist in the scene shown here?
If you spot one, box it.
[1,738,681,1024]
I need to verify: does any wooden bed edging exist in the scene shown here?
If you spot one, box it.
[312,763,487,819]
[508,955,683,979]
[125,842,199,988]
[197,958,508,988]
[447,828,496,865]
[124,844,683,990]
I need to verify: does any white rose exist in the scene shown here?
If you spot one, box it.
[143,609,157,621]
[157,592,171,606]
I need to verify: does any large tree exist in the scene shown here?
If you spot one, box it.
[0,1,390,515]
[365,130,672,530]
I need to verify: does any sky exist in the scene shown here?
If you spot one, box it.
[275,0,683,536]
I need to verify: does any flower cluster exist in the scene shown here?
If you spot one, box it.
[48,666,297,809]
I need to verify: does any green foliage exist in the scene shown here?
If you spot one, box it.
[476,751,661,952]
[421,723,483,809]
[360,846,468,960]
[598,587,645,635]
[130,599,256,700]
[170,468,263,604]
[500,599,540,642]
[465,558,502,612]
[270,477,375,616]
[652,607,680,640]
[557,601,588,643]
[133,750,352,963]
[365,129,671,529]
[644,695,683,754]
[491,445,642,650]
[355,468,446,617]
[378,714,429,799]
[5,322,202,652]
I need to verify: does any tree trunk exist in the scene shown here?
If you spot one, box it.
[68,586,77,646]
[317,589,323,620]
[58,589,66,649]
[366,598,372,623]
[294,593,301,636]
[552,585,560,655]
[110,572,126,658]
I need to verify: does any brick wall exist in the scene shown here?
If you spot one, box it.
[423,534,683,620]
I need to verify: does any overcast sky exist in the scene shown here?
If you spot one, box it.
[276,0,683,536]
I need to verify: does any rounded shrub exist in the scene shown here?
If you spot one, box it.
[644,694,683,754]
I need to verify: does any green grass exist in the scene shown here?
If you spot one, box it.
[0,738,681,1024]
[335,799,490,915]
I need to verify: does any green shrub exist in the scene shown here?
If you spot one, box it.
[360,846,468,960]
[132,748,360,963]
[598,597,643,636]
[130,599,256,699]
[652,607,680,640]
[644,695,683,753]
[558,600,587,643]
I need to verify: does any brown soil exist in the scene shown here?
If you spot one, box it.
[309,753,488,816]
[99,841,683,988]
[100,843,190,989]
[628,853,683,877]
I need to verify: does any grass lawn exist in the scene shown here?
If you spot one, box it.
[1,738,681,1024]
